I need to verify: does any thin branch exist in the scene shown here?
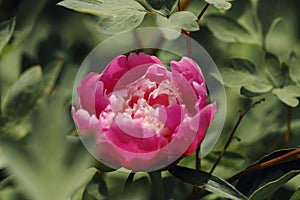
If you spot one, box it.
[177,0,182,11]
[227,147,300,183]
[196,3,210,22]
[181,0,191,10]
[196,145,201,170]
[285,106,292,147]
[209,98,266,174]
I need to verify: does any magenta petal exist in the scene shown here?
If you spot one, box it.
[170,57,205,86]
[184,102,217,156]
[99,55,128,94]
[94,81,109,117]
[71,107,100,136]
[77,73,101,115]
[128,52,163,68]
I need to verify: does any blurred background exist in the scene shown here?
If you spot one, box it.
[0,0,299,199]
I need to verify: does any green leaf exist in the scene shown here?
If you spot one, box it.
[219,67,273,93]
[169,166,247,200]
[82,169,109,199]
[290,52,300,84]
[145,0,178,17]
[58,0,147,34]
[235,149,300,199]
[290,188,300,200]
[2,66,42,118]
[205,14,253,43]
[71,168,107,200]
[231,58,256,73]
[1,60,63,139]
[0,18,16,54]
[264,53,285,87]
[257,0,280,38]
[249,172,300,200]
[156,11,199,40]
[272,85,300,107]
[1,95,92,200]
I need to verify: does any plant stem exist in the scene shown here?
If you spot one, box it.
[285,106,292,147]
[149,170,165,200]
[227,147,300,183]
[181,0,191,10]
[209,98,266,174]
[177,0,182,11]
[196,3,210,22]
[196,146,201,170]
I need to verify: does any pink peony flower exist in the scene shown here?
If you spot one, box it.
[72,52,216,172]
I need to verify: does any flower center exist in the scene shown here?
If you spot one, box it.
[100,78,182,135]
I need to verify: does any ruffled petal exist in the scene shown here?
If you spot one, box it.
[77,73,101,115]
[184,102,217,155]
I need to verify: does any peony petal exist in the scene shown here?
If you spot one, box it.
[184,102,217,155]
[106,121,168,153]
[143,64,171,84]
[170,57,205,86]
[128,52,163,68]
[71,107,100,136]
[77,73,101,115]
[94,81,109,117]
[99,55,128,94]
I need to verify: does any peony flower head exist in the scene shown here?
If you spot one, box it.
[72,52,216,172]
[205,0,232,10]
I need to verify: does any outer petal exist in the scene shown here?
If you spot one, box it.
[94,81,109,117]
[99,55,128,94]
[170,57,205,86]
[128,52,163,68]
[100,53,163,94]
[106,121,168,153]
[184,102,217,155]
[77,73,101,115]
[71,107,100,136]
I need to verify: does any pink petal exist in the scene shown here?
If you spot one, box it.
[77,73,101,115]
[71,107,100,136]
[170,57,205,86]
[99,55,128,94]
[128,52,163,68]
[94,81,109,117]
[184,102,217,156]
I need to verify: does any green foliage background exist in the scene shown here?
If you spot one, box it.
[0,0,299,199]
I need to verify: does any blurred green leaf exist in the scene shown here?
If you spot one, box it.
[156,11,199,40]
[0,18,15,54]
[2,66,42,118]
[169,166,247,200]
[257,0,280,39]
[57,0,147,34]
[71,167,108,200]
[218,67,273,93]
[272,85,300,107]
[82,169,108,199]
[249,172,300,200]
[13,0,47,44]
[264,53,285,87]
[145,0,178,17]
[290,188,300,200]
[1,60,63,139]
[235,149,300,199]
[1,95,91,200]
[231,58,256,73]
[205,14,253,43]
[290,52,300,84]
